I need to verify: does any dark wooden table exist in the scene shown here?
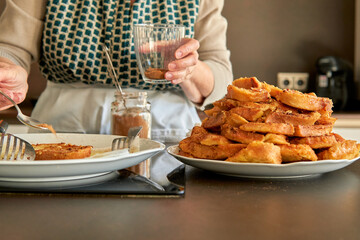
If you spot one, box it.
[1,159,360,240]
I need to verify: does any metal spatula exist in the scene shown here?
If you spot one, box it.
[0,133,35,161]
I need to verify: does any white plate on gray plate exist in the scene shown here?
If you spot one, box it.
[167,145,360,178]
[0,133,165,179]
[0,171,119,189]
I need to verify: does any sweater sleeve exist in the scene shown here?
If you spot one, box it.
[194,0,233,110]
[0,0,46,72]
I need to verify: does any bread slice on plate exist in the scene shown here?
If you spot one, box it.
[32,143,92,160]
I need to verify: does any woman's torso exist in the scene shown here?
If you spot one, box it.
[39,0,199,91]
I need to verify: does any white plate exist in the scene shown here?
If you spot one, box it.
[0,171,119,189]
[167,145,360,178]
[0,133,165,179]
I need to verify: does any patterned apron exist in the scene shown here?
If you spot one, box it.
[39,0,199,91]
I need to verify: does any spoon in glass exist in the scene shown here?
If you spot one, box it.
[0,89,49,130]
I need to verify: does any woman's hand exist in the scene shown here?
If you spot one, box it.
[165,38,214,104]
[0,58,28,110]
[165,38,200,85]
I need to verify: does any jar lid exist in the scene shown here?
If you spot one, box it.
[114,91,148,98]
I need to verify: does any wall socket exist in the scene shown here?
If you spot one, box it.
[277,72,309,92]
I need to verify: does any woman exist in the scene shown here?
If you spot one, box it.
[0,0,232,180]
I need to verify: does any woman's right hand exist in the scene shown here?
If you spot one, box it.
[0,58,28,111]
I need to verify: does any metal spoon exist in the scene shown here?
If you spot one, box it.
[101,44,127,109]
[0,89,48,130]
[101,44,123,93]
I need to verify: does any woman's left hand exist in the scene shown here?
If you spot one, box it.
[165,38,214,104]
[165,38,199,85]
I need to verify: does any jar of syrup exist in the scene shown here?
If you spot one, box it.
[111,91,151,177]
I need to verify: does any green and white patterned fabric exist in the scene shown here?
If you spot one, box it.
[39,0,199,90]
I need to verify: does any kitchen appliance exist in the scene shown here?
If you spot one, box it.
[315,56,356,111]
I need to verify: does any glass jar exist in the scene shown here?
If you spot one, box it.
[111,91,151,177]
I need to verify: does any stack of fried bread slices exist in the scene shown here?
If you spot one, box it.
[179,77,360,164]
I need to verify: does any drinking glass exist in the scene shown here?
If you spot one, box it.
[133,23,185,84]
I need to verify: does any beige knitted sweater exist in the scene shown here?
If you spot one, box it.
[0,0,233,107]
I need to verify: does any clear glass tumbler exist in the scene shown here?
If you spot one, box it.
[133,23,185,84]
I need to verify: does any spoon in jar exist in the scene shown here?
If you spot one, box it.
[0,89,49,130]
[101,44,127,109]
[102,44,123,93]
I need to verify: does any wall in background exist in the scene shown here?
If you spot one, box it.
[0,0,355,101]
[355,0,360,98]
[222,0,355,89]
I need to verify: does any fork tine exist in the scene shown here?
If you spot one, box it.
[16,139,24,160]
[4,134,12,160]
[0,134,5,160]
[125,138,130,148]
[9,135,17,160]
[122,138,128,149]
[2,134,13,160]
[111,140,116,150]
[111,137,128,150]
[14,135,24,161]
[112,138,119,150]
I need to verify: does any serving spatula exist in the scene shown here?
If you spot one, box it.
[0,133,35,161]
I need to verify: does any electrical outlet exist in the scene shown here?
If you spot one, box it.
[277,72,309,92]
[277,73,294,89]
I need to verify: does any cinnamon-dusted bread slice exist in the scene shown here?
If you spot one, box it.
[265,111,321,126]
[225,112,248,127]
[202,111,226,131]
[276,89,333,112]
[204,106,222,117]
[32,143,93,160]
[290,135,337,149]
[226,141,282,164]
[229,107,264,122]
[293,124,333,137]
[226,85,270,102]
[221,124,265,144]
[239,122,295,136]
[261,82,283,98]
[315,115,337,125]
[279,144,317,163]
[317,140,360,160]
[213,98,274,112]
[264,133,289,145]
[189,126,232,146]
[232,77,262,89]
[179,137,245,160]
